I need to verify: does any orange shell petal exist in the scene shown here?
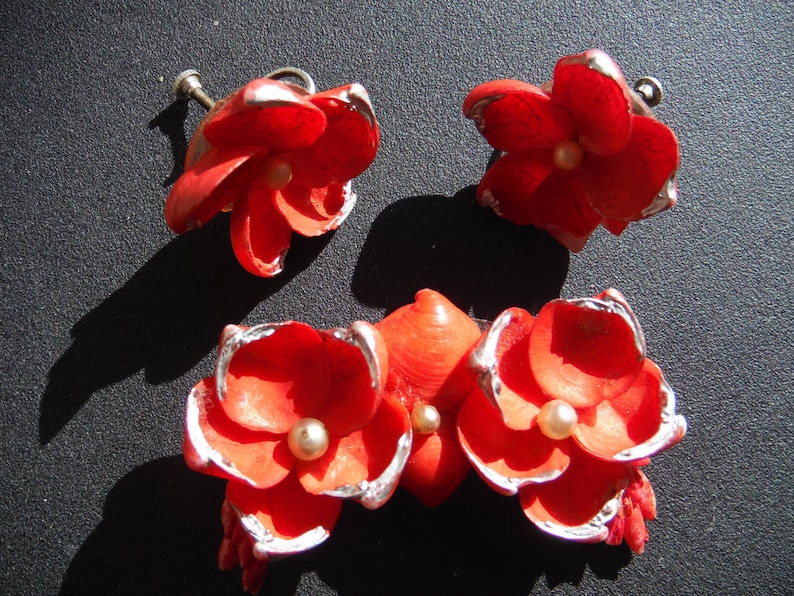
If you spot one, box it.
[457,388,572,495]
[226,471,342,551]
[376,289,481,412]
[469,307,545,430]
[217,322,331,433]
[273,181,356,237]
[296,395,411,508]
[183,378,294,489]
[573,359,664,459]
[312,321,387,437]
[398,414,471,507]
[529,291,645,408]
[518,446,631,540]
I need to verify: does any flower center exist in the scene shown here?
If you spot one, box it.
[262,155,293,190]
[552,140,584,171]
[536,400,578,440]
[287,417,329,461]
[410,404,441,434]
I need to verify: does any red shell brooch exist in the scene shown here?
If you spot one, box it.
[463,49,679,251]
[182,288,686,592]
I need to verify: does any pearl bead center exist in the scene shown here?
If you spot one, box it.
[552,140,584,171]
[262,155,293,190]
[287,417,329,461]
[537,400,578,440]
[410,404,441,434]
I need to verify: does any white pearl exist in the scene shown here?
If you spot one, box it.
[552,140,584,171]
[537,400,578,440]
[410,404,441,434]
[262,155,293,190]
[287,418,329,461]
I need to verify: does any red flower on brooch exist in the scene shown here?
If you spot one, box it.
[183,320,410,590]
[165,77,379,276]
[458,289,686,548]
[463,49,679,251]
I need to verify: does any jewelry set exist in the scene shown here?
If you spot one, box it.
[163,49,687,593]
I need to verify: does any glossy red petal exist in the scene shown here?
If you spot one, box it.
[312,322,386,437]
[529,296,645,408]
[183,378,294,488]
[220,323,332,433]
[399,415,471,507]
[288,84,379,188]
[519,446,631,534]
[297,395,411,501]
[551,49,632,155]
[476,150,558,225]
[229,177,293,277]
[582,115,680,221]
[573,360,664,460]
[226,471,342,545]
[463,80,575,151]
[376,289,481,413]
[165,146,258,234]
[203,80,327,152]
[457,388,572,495]
[469,307,544,430]
[273,181,355,237]
[523,170,603,252]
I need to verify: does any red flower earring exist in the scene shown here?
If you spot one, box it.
[165,68,380,276]
[464,49,679,251]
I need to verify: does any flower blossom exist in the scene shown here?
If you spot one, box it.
[458,289,686,545]
[183,320,410,591]
[166,77,379,276]
[464,49,679,251]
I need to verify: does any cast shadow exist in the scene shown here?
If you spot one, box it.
[61,458,631,595]
[352,186,569,320]
[39,216,332,444]
[148,100,189,187]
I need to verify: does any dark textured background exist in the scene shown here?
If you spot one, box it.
[2,1,792,594]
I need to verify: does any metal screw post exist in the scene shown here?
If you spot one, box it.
[633,77,663,107]
[172,69,216,110]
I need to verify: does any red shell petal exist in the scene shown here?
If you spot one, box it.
[288,84,380,188]
[183,378,294,488]
[312,323,386,437]
[398,415,471,507]
[457,388,572,495]
[529,298,644,408]
[476,150,558,226]
[551,49,632,156]
[229,177,293,277]
[463,80,575,151]
[221,323,331,433]
[164,146,258,234]
[226,471,342,541]
[376,289,482,413]
[480,307,545,431]
[523,170,603,252]
[582,115,680,221]
[573,360,664,460]
[203,80,327,152]
[296,395,410,495]
[519,446,631,528]
[273,181,354,237]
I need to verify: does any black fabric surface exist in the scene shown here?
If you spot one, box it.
[2,1,792,594]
